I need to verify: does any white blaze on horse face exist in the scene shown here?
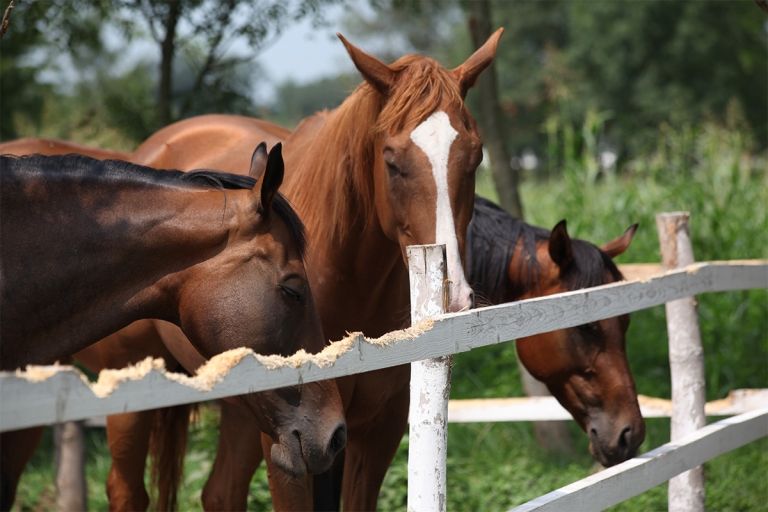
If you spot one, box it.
[410,110,473,312]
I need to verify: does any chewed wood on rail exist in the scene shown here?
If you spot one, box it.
[0,260,765,432]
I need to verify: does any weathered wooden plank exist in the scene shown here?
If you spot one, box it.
[446,389,768,423]
[509,408,768,512]
[1,260,766,431]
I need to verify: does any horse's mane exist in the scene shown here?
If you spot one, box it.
[467,196,623,305]
[2,153,306,257]
[287,55,465,244]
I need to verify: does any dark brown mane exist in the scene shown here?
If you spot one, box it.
[287,54,464,245]
[468,196,624,304]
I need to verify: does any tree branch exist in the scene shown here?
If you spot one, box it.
[1,0,16,39]
[179,0,237,116]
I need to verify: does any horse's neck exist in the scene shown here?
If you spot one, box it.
[281,98,411,336]
[0,183,239,368]
[308,210,408,339]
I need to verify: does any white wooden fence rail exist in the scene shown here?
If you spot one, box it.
[447,389,768,423]
[510,407,768,512]
[1,260,765,432]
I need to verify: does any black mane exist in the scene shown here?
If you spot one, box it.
[467,196,622,305]
[1,153,306,257]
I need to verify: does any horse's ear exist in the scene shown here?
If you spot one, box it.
[253,143,284,216]
[338,33,395,95]
[452,27,504,97]
[248,142,268,180]
[601,223,639,259]
[549,219,574,270]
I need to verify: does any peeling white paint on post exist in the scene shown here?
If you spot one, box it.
[407,244,450,512]
[656,212,705,512]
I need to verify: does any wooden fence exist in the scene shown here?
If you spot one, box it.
[1,260,764,432]
[0,256,766,510]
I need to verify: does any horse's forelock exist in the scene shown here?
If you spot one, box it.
[376,56,464,135]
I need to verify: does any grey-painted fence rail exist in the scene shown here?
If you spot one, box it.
[1,259,764,432]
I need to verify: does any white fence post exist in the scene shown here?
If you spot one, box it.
[656,212,706,512]
[407,244,450,512]
[54,420,88,512]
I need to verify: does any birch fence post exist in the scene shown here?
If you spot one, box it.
[54,420,87,512]
[407,244,450,512]
[656,212,705,512]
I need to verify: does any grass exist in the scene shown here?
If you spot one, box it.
[11,121,768,510]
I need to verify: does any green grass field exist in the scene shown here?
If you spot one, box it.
[11,124,768,511]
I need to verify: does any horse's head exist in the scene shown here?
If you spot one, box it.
[176,144,345,476]
[514,221,645,466]
[337,30,503,313]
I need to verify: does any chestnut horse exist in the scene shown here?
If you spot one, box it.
[0,147,346,509]
[467,196,645,466]
[124,31,503,510]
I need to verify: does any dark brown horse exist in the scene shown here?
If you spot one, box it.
[467,196,645,466]
[126,31,503,510]
[0,147,346,509]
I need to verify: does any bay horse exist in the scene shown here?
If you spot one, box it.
[124,31,504,510]
[0,147,346,509]
[466,196,645,466]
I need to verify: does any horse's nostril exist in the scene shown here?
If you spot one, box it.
[619,426,632,450]
[618,426,632,449]
[328,423,347,456]
[469,290,476,308]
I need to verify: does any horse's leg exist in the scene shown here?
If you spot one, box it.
[201,400,263,511]
[0,427,45,511]
[106,411,153,512]
[312,454,344,510]
[261,433,314,511]
[341,371,410,511]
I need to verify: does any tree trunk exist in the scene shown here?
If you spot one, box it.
[465,0,574,454]
[465,0,524,219]
[158,0,182,127]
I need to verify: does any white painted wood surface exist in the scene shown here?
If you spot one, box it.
[1,260,766,432]
[407,245,451,512]
[56,388,768,427]
[657,212,705,512]
[447,389,768,423]
[510,407,768,512]
[54,421,87,512]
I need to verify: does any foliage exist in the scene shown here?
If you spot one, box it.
[0,0,339,139]
[269,72,360,127]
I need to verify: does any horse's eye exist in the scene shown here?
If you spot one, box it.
[386,161,401,177]
[279,284,304,304]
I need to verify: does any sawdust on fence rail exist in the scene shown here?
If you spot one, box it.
[12,319,435,397]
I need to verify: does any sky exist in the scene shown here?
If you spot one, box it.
[250,4,358,102]
[258,6,351,84]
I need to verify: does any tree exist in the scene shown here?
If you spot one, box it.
[1,0,338,139]
[563,0,767,154]
[464,0,524,218]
